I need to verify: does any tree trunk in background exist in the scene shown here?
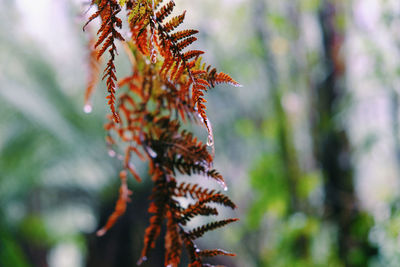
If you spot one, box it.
[252,0,301,214]
[312,1,376,265]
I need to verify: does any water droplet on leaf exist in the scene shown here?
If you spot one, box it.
[96,228,106,237]
[83,104,92,113]
[217,180,228,191]
[207,134,213,146]
[151,50,157,64]
[147,147,157,158]
[137,256,147,265]
[108,149,116,157]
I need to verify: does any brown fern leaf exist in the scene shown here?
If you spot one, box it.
[170,158,226,187]
[188,261,202,267]
[155,0,175,23]
[171,158,208,176]
[163,11,186,32]
[187,218,239,240]
[96,170,132,236]
[197,193,236,209]
[124,146,143,182]
[85,0,125,123]
[175,182,217,199]
[170,29,199,42]
[183,50,204,61]
[209,71,241,88]
[198,249,235,257]
[179,204,218,225]
[84,37,101,112]
[176,36,197,51]
[138,214,163,265]
[139,173,174,264]
[135,23,151,56]
[165,211,183,267]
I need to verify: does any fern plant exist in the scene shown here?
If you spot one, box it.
[83,0,240,266]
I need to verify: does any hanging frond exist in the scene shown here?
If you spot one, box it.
[85,0,125,123]
[83,0,240,265]
[84,36,101,112]
[165,212,183,266]
[96,170,132,236]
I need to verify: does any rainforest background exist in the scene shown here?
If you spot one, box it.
[1,0,400,266]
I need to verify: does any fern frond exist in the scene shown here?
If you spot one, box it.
[210,72,242,88]
[85,0,125,123]
[176,36,197,51]
[96,170,132,236]
[179,204,218,225]
[165,212,183,267]
[139,174,174,263]
[197,193,236,209]
[155,0,175,23]
[83,0,239,265]
[175,182,217,199]
[183,50,204,61]
[84,37,101,111]
[187,218,239,240]
[163,11,186,32]
[138,214,163,264]
[198,249,235,257]
[170,29,198,42]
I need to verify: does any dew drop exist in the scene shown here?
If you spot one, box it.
[128,162,136,170]
[195,248,201,253]
[151,50,157,64]
[147,147,157,158]
[137,256,147,265]
[96,228,106,237]
[83,103,92,114]
[217,180,228,191]
[206,134,214,146]
[108,149,116,157]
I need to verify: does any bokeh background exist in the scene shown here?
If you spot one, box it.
[1,0,400,266]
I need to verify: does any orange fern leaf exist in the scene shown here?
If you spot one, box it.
[96,170,132,236]
[84,37,101,113]
[163,11,186,33]
[198,249,236,257]
[155,0,175,23]
[85,0,125,123]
